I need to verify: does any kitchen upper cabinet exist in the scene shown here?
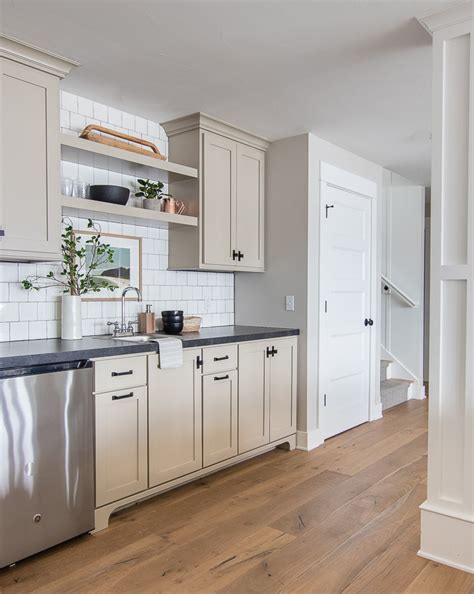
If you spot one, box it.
[203,369,238,466]
[95,385,148,507]
[202,132,236,267]
[238,340,269,453]
[148,350,202,486]
[162,113,268,272]
[0,36,75,261]
[235,143,265,269]
[238,337,297,453]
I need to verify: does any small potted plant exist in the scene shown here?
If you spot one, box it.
[21,219,115,340]
[135,178,171,211]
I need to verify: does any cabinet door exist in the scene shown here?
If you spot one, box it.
[203,370,238,466]
[202,131,236,267]
[238,340,270,453]
[235,143,265,269]
[269,338,297,441]
[95,386,148,507]
[148,350,202,486]
[0,58,61,259]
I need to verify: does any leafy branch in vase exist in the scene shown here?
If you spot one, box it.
[21,219,116,296]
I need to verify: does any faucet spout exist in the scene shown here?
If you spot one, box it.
[121,286,142,333]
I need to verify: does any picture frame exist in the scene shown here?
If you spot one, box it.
[75,229,142,301]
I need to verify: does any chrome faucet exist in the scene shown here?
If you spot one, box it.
[107,285,142,337]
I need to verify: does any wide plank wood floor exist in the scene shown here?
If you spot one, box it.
[1,399,474,593]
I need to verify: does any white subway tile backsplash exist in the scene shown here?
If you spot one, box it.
[77,96,93,117]
[0,91,234,342]
[93,101,108,121]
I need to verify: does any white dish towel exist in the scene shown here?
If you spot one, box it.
[154,337,183,369]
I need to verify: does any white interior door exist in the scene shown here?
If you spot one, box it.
[320,178,373,439]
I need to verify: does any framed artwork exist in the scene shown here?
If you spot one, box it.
[76,230,142,301]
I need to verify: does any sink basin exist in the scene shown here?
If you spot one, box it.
[113,334,168,343]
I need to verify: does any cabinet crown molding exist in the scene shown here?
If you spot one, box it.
[417,1,474,35]
[161,112,270,151]
[0,34,79,78]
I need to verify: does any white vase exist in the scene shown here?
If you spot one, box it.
[61,295,82,340]
[143,199,162,211]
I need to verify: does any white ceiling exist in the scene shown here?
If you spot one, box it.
[1,0,454,186]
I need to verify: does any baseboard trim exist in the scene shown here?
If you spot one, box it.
[419,505,474,573]
[417,550,474,575]
[370,402,383,421]
[296,429,324,451]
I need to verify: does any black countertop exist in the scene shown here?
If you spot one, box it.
[0,325,299,370]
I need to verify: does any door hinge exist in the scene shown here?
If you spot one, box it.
[323,393,327,407]
[324,300,328,313]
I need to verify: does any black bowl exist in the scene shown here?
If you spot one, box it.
[163,322,183,335]
[162,310,183,318]
[162,315,183,324]
[89,185,130,205]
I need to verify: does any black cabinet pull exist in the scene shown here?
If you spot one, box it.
[111,369,133,377]
[112,392,134,400]
[196,355,203,370]
[364,318,374,327]
[214,375,229,381]
[266,346,278,358]
[238,251,244,261]
[214,355,229,362]
[232,249,239,261]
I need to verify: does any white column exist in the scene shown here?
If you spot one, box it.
[418,2,474,573]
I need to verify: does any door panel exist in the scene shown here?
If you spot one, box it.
[203,370,238,466]
[235,144,265,269]
[0,59,61,256]
[148,350,202,487]
[238,340,269,453]
[95,386,148,507]
[320,181,372,439]
[269,338,297,441]
[202,131,236,267]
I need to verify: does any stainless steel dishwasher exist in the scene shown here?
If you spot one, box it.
[0,360,95,567]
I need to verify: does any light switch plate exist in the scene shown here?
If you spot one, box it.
[285,295,295,311]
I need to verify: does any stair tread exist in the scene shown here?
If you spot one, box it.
[381,378,412,387]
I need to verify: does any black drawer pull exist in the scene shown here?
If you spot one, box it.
[112,392,134,400]
[214,375,229,381]
[214,355,229,362]
[111,370,133,377]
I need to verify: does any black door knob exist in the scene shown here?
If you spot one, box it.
[364,318,374,327]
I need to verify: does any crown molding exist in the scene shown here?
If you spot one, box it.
[161,112,270,151]
[0,34,79,78]
[417,1,474,35]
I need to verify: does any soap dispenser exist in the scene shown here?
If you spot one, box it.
[139,304,156,334]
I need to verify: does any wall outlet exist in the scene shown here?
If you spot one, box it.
[285,295,295,311]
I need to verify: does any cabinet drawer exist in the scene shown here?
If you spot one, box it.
[94,355,147,393]
[202,344,238,374]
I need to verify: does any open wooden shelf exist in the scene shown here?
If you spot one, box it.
[61,195,198,227]
[60,133,198,183]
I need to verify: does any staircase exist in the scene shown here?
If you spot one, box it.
[380,357,412,411]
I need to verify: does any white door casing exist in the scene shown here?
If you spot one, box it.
[319,163,376,439]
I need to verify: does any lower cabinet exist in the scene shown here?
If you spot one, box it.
[148,349,202,486]
[238,337,297,453]
[238,341,269,452]
[268,338,297,441]
[95,385,148,507]
[203,370,238,466]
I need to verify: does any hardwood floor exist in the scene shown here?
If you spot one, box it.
[1,399,473,593]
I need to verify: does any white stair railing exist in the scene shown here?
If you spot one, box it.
[381,274,419,308]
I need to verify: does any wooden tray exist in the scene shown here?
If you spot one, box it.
[79,124,166,161]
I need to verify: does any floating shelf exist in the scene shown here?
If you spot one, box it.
[60,133,198,183]
[61,196,198,227]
